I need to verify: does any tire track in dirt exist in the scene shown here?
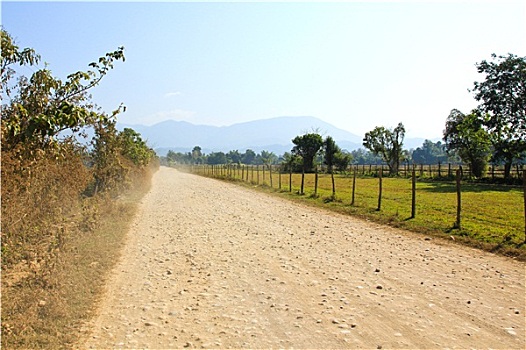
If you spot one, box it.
[80,167,525,349]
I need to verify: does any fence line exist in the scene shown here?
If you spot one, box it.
[182,163,525,244]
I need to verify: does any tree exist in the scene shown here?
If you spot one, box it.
[363,122,406,175]
[241,149,256,164]
[472,53,526,179]
[334,150,352,171]
[443,109,491,178]
[207,152,227,165]
[1,28,125,151]
[191,146,203,163]
[118,128,155,166]
[281,152,302,173]
[412,140,448,164]
[260,150,278,167]
[323,136,340,196]
[292,133,323,195]
[350,148,382,165]
[226,150,241,164]
[292,133,324,172]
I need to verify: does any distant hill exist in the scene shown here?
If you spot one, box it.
[118,116,363,156]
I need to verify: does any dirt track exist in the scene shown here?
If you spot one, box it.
[81,166,525,349]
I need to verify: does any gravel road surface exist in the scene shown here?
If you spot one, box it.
[81,167,525,349]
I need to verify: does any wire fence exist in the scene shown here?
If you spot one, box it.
[177,163,526,245]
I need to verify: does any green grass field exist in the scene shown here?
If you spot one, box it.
[189,165,525,258]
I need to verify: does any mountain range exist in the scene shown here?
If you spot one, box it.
[117,116,429,156]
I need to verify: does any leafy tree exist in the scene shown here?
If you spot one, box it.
[334,150,352,171]
[472,53,526,179]
[260,150,278,167]
[1,28,125,150]
[292,133,323,195]
[118,128,155,166]
[191,146,203,164]
[281,152,302,172]
[207,152,227,165]
[241,149,256,164]
[292,133,324,172]
[226,150,241,164]
[443,109,491,178]
[1,29,40,97]
[363,122,406,175]
[166,150,178,165]
[350,148,382,165]
[412,140,448,164]
[323,136,340,196]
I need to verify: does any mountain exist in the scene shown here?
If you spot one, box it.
[118,116,363,156]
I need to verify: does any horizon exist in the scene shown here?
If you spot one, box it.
[2,1,525,139]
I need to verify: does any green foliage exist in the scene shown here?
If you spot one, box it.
[472,53,526,178]
[292,133,324,173]
[119,127,155,166]
[191,146,203,164]
[226,150,242,164]
[1,29,40,97]
[363,122,406,175]
[281,152,303,172]
[323,136,339,171]
[412,140,449,164]
[443,109,491,178]
[241,149,256,164]
[207,151,227,165]
[259,150,278,168]
[1,28,125,151]
[350,148,383,165]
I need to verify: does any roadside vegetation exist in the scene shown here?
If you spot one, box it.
[1,29,158,349]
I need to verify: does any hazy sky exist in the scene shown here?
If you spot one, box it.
[2,0,525,139]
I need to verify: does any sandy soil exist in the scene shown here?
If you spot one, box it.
[80,167,525,349]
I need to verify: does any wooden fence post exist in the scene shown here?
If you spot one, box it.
[377,167,383,211]
[411,164,416,219]
[314,166,319,197]
[455,168,462,229]
[289,167,292,192]
[269,165,273,188]
[523,170,526,244]
[351,166,357,206]
[257,165,260,185]
[278,166,282,190]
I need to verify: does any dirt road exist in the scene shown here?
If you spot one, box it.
[81,167,524,349]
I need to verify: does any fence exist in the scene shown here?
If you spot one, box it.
[178,163,526,246]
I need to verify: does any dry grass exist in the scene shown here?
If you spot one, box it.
[1,151,158,349]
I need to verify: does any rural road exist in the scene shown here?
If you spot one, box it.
[81,166,525,349]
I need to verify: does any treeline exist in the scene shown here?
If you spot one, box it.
[163,53,525,183]
[161,141,457,168]
[1,29,157,284]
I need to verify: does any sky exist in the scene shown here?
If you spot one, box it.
[1,0,525,140]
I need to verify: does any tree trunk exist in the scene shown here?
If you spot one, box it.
[504,161,512,181]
